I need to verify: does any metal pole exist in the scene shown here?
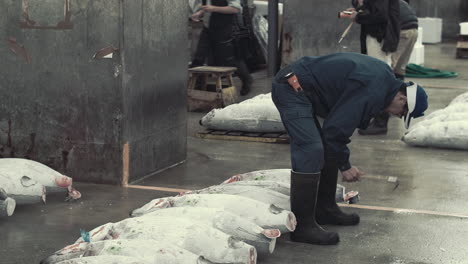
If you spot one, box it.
[267,0,279,76]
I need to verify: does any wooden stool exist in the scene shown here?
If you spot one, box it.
[187,66,238,111]
[456,35,468,58]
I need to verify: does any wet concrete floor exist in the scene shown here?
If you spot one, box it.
[1,43,468,264]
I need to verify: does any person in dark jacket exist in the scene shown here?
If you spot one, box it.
[190,0,253,96]
[392,0,418,80]
[271,52,428,245]
[359,0,418,135]
[347,0,400,65]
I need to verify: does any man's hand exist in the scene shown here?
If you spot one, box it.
[340,10,357,20]
[191,10,205,22]
[201,5,218,13]
[341,166,364,182]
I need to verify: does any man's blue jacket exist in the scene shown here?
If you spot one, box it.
[284,52,403,171]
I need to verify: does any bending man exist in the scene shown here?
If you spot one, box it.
[271,52,428,245]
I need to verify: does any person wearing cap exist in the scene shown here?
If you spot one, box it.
[271,52,428,245]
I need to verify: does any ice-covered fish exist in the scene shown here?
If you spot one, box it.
[184,185,290,210]
[42,239,212,264]
[108,216,257,264]
[0,188,16,217]
[403,97,468,150]
[0,172,46,204]
[200,93,285,133]
[82,239,212,264]
[403,120,468,150]
[410,112,468,130]
[55,255,149,264]
[220,180,290,195]
[131,194,296,233]
[42,223,116,264]
[0,158,81,200]
[142,207,280,255]
[222,169,290,185]
[74,223,115,243]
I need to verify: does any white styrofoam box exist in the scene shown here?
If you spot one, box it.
[418,17,442,43]
[416,27,423,45]
[460,22,468,35]
[254,1,283,17]
[409,44,425,65]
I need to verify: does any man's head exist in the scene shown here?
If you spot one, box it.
[385,82,428,128]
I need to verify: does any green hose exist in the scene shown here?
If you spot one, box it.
[405,63,458,78]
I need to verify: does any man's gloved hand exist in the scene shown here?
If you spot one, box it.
[341,166,364,182]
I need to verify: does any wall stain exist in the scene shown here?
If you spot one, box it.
[62,150,69,170]
[24,133,36,159]
[6,119,15,157]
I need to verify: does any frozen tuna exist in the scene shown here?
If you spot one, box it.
[108,216,257,264]
[43,239,212,264]
[403,99,468,150]
[222,169,290,185]
[220,180,290,195]
[184,185,290,210]
[82,239,212,264]
[0,172,46,204]
[55,255,149,264]
[143,207,280,255]
[74,223,115,244]
[131,194,296,233]
[403,121,468,150]
[42,223,115,264]
[200,93,285,133]
[0,158,81,200]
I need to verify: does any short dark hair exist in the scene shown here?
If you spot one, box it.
[399,83,407,96]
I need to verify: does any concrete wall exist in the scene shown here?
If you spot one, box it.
[0,0,188,184]
[122,0,188,183]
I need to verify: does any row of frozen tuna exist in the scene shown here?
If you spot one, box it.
[201,91,468,151]
[0,158,81,217]
[43,169,354,264]
[41,169,302,264]
[403,91,468,150]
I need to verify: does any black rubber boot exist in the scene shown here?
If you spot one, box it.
[290,170,340,245]
[316,163,360,226]
[358,112,390,135]
[237,60,253,96]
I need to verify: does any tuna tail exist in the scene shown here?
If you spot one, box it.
[65,186,81,202]
[42,186,47,204]
[262,229,281,238]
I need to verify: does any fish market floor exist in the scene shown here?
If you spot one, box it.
[2,42,468,264]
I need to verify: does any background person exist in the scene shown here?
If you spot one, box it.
[190,0,253,96]
[359,0,418,135]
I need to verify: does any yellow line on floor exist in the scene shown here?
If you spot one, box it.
[339,203,468,218]
[127,184,468,219]
[126,184,190,193]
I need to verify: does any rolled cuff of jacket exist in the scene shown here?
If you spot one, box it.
[338,161,352,172]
